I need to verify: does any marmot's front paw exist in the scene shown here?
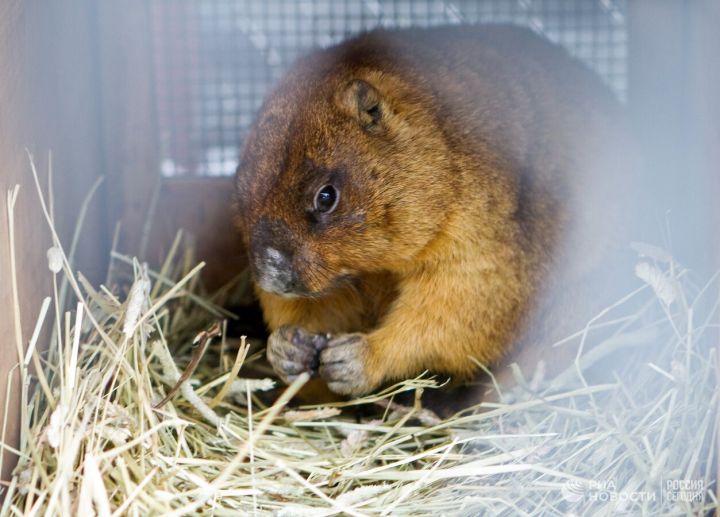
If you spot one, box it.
[319,334,376,397]
[267,325,329,384]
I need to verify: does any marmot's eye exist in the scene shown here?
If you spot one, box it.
[314,184,339,214]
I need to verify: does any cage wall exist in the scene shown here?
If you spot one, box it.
[150,0,628,177]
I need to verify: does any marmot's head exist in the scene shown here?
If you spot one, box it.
[234,45,457,298]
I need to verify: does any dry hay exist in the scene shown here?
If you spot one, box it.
[2,156,718,516]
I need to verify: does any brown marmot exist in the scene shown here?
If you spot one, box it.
[234,24,638,397]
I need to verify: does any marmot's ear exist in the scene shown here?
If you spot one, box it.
[337,79,384,132]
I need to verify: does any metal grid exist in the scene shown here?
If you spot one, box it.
[150,0,628,177]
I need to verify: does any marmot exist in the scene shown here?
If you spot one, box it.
[234,24,638,397]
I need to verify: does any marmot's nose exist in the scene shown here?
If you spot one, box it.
[250,217,305,296]
[254,247,303,297]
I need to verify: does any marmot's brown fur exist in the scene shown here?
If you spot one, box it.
[234,24,638,397]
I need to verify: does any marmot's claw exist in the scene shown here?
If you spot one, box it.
[267,325,329,384]
[319,333,372,397]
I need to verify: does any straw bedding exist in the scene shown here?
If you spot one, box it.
[2,158,718,515]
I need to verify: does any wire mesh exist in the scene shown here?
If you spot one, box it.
[150,0,628,177]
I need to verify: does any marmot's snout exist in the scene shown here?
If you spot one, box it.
[250,218,305,298]
[253,246,304,298]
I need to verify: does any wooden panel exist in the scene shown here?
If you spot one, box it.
[0,0,42,484]
[0,0,107,481]
[24,0,109,281]
[686,0,720,269]
[96,1,161,259]
[627,0,719,271]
